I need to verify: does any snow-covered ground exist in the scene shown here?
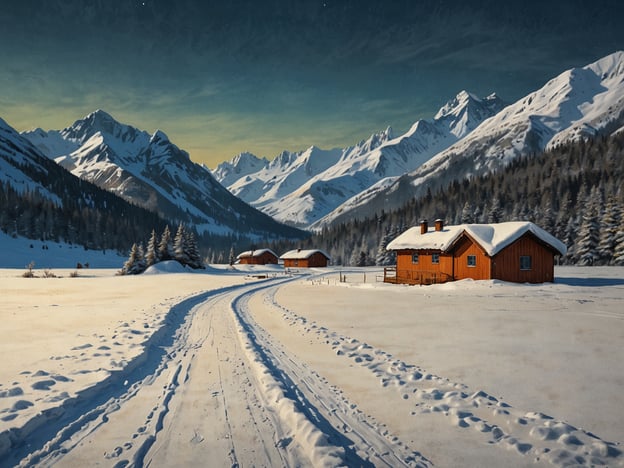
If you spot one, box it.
[0,231,126,269]
[0,264,622,467]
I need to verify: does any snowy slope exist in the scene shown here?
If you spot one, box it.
[23,111,304,239]
[0,117,64,205]
[0,230,125,268]
[214,92,504,228]
[315,50,624,228]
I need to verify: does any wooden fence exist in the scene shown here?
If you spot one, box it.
[383,267,453,286]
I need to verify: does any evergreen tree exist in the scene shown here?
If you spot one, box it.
[542,199,556,233]
[487,197,502,223]
[122,243,145,275]
[145,229,159,267]
[136,243,147,272]
[184,230,204,269]
[173,224,190,266]
[597,197,620,264]
[460,201,474,223]
[612,218,624,266]
[349,249,360,267]
[576,188,601,265]
[229,246,236,266]
[158,225,173,261]
[375,230,396,266]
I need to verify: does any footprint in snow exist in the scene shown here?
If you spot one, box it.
[10,399,33,411]
[71,343,93,351]
[0,387,24,398]
[32,380,56,391]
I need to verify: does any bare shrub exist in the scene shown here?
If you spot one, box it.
[22,261,36,278]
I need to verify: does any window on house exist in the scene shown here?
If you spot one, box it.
[432,253,440,264]
[520,255,532,270]
[412,253,419,264]
[467,255,476,267]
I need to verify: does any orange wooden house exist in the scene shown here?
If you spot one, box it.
[236,249,279,265]
[280,249,330,268]
[385,220,566,285]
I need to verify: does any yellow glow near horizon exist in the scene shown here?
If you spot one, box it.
[5,104,402,169]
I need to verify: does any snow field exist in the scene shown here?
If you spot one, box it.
[0,265,622,467]
[266,267,624,466]
[232,279,428,466]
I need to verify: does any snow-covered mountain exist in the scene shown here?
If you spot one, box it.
[1,117,65,206]
[23,111,304,239]
[313,51,624,228]
[214,91,505,228]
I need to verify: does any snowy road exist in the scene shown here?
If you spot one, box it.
[3,273,427,467]
[2,269,623,467]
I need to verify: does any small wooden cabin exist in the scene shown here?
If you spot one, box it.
[236,249,278,265]
[280,249,330,268]
[385,220,566,285]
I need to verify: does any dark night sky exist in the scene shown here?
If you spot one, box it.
[1,0,623,166]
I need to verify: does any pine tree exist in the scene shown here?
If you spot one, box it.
[461,201,474,223]
[145,229,159,267]
[122,243,145,275]
[542,199,556,233]
[136,243,147,272]
[576,188,601,265]
[612,218,624,266]
[229,246,236,266]
[375,230,396,266]
[597,197,620,264]
[158,225,173,261]
[184,230,204,269]
[487,197,502,223]
[173,224,190,266]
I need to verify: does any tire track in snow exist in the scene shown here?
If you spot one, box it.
[230,278,431,467]
[266,282,623,467]
[1,283,262,467]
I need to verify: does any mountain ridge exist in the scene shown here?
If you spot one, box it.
[311,50,624,228]
[22,112,305,241]
[213,90,506,228]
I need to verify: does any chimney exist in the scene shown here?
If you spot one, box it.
[435,219,444,231]
[420,219,428,235]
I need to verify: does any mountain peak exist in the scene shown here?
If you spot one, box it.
[585,50,624,80]
[150,129,169,143]
[87,109,114,120]
[434,90,480,120]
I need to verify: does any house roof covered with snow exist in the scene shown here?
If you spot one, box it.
[280,249,331,260]
[236,248,277,259]
[386,221,567,256]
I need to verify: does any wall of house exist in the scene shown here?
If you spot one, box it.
[306,252,328,267]
[492,233,555,283]
[240,252,277,265]
[257,252,277,264]
[452,236,492,280]
[284,253,328,268]
[396,249,453,283]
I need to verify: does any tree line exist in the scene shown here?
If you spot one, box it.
[120,224,204,274]
[0,156,301,261]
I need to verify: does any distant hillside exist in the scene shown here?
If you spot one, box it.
[213,91,505,228]
[22,110,306,242]
[1,116,168,253]
[2,116,306,259]
[314,52,624,229]
[274,132,624,267]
